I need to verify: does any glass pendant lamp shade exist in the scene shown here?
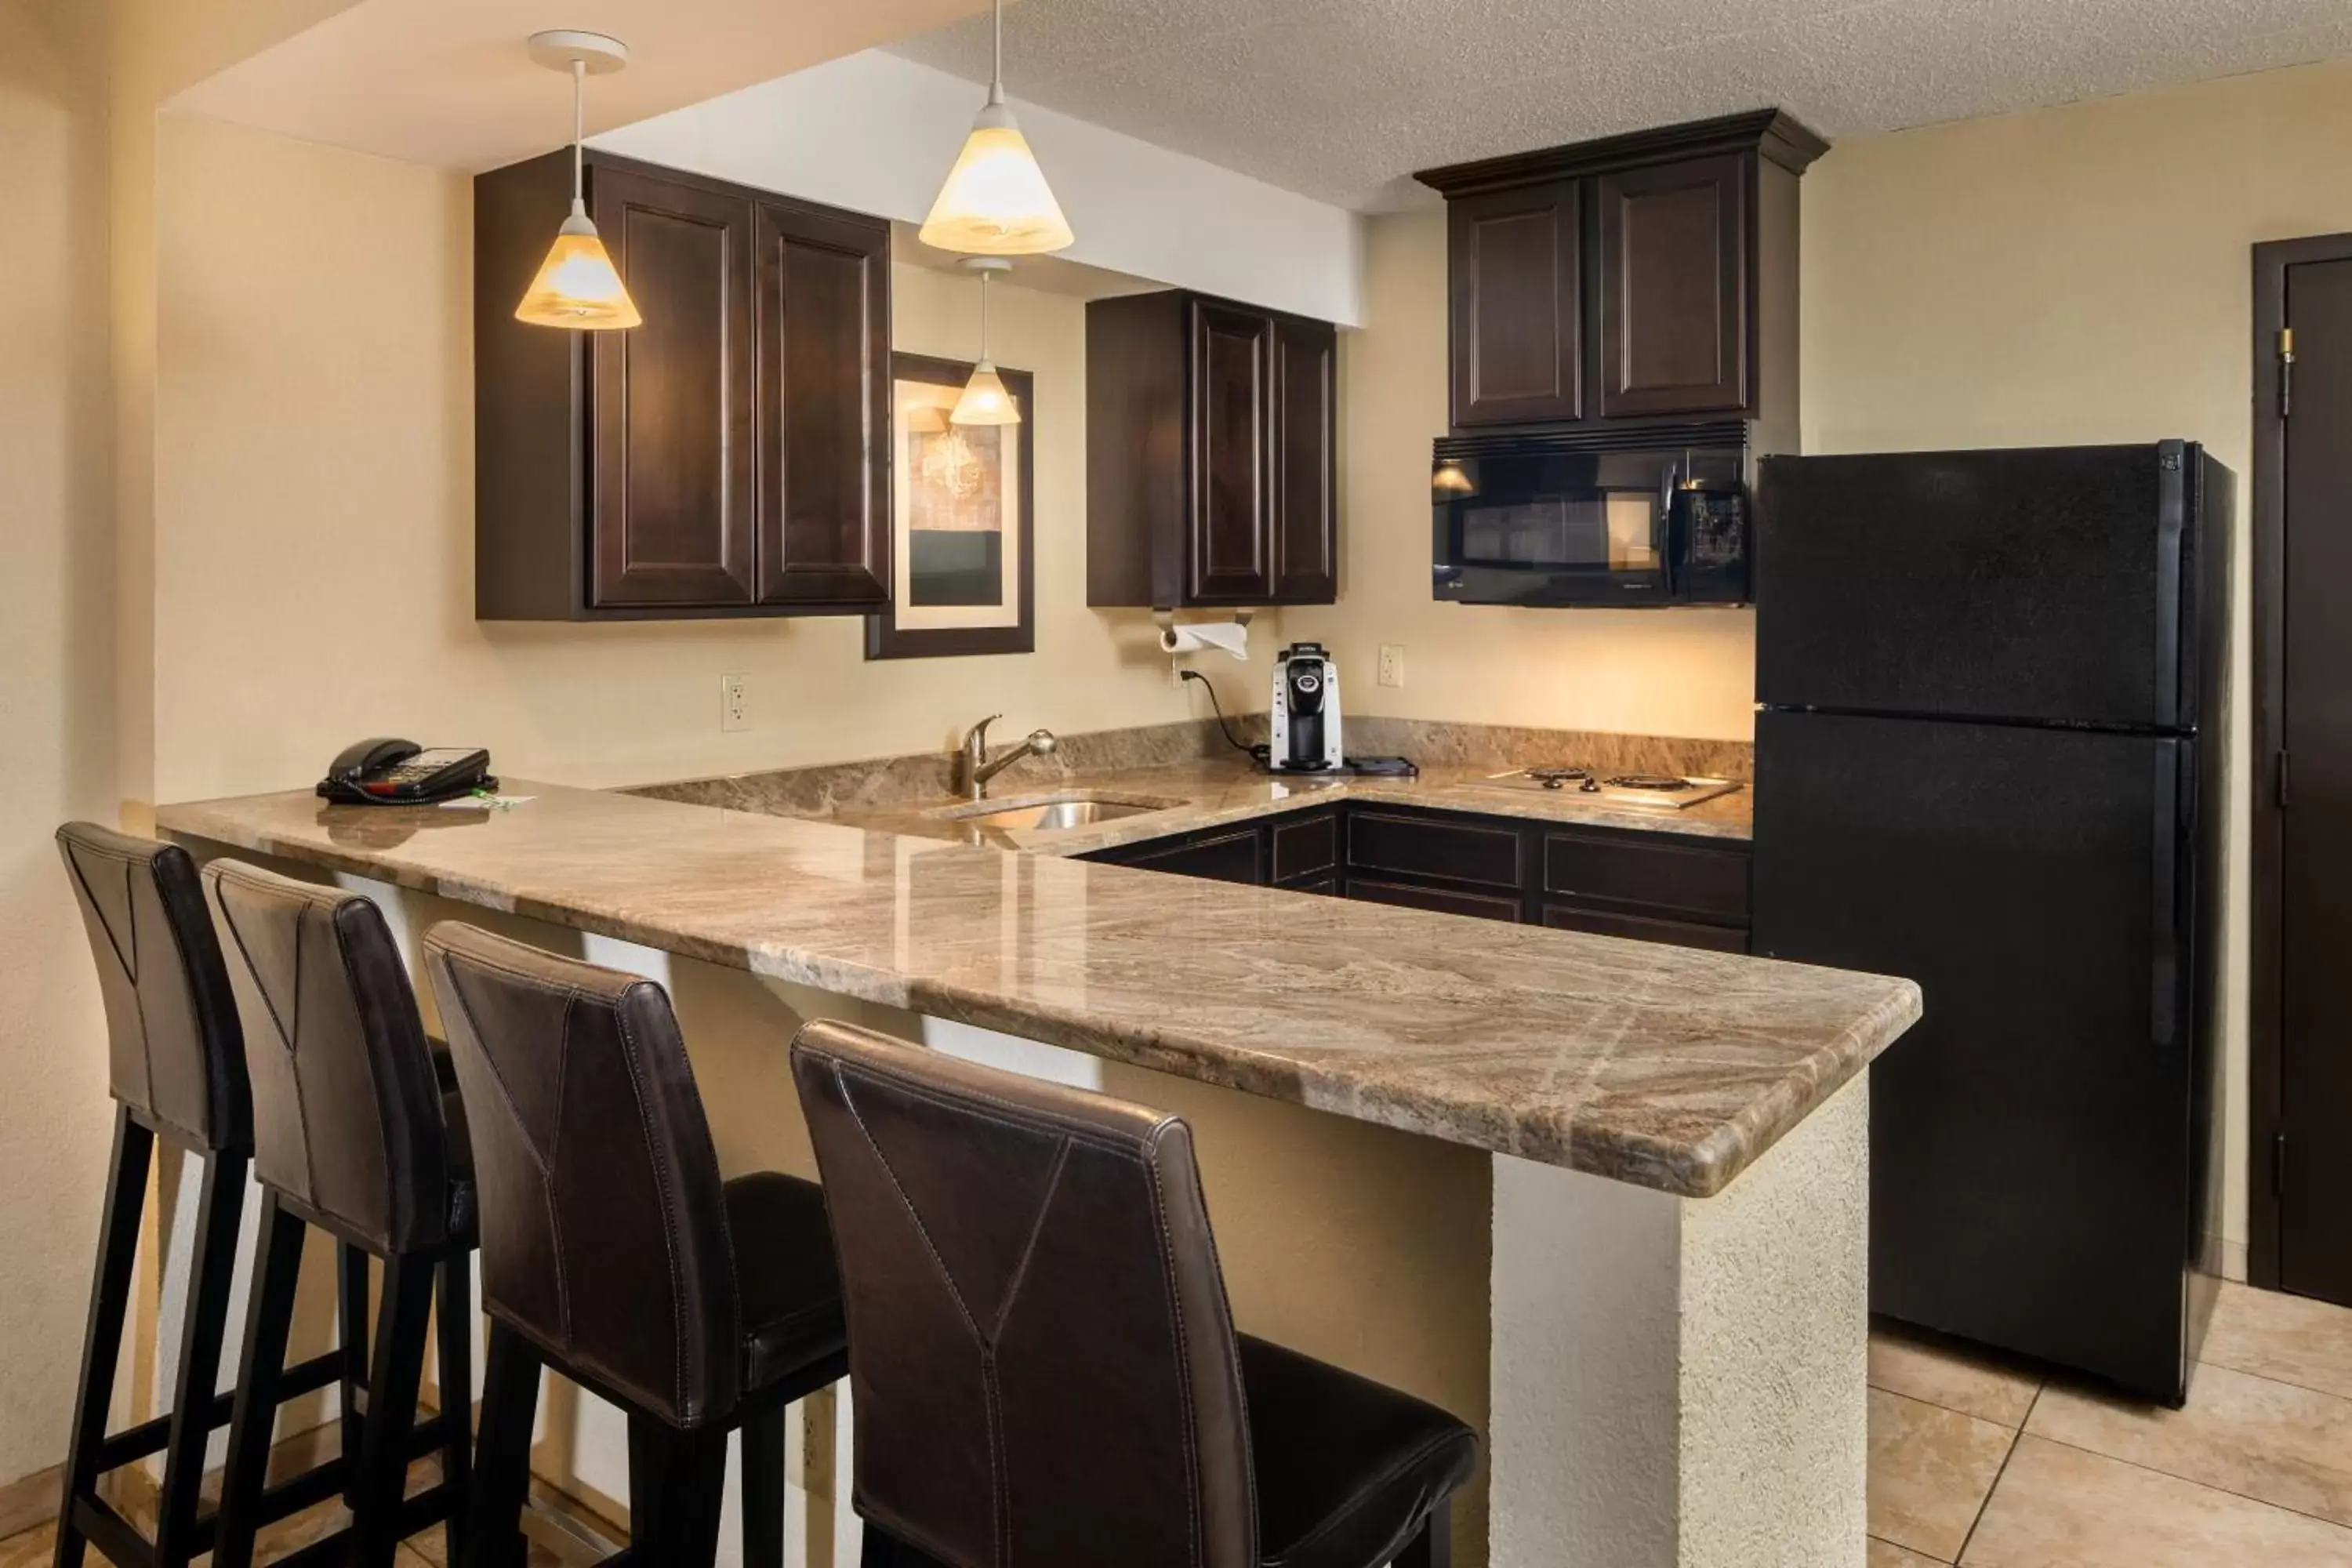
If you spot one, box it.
[920,101,1074,256]
[516,35,641,331]
[920,0,1073,256]
[951,361,1020,425]
[516,202,642,328]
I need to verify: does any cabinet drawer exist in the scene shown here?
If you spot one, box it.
[1284,873,1340,898]
[1350,877,1522,924]
[1541,831,1748,922]
[1124,827,1263,886]
[1348,810,1523,891]
[1542,902,1748,953]
[1271,809,1339,883]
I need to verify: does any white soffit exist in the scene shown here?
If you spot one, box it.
[167,0,994,173]
[888,0,2352,210]
[593,51,1368,325]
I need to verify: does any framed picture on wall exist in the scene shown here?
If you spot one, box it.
[865,352,1036,660]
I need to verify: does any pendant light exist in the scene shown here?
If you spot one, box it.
[514,31,642,330]
[951,258,1021,426]
[918,0,1074,256]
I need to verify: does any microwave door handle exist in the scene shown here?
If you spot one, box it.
[1659,460,1680,595]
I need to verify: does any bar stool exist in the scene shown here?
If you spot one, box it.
[419,923,850,1568]
[199,858,478,1568]
[50,825,352,1568]
[789,1021,1480,1568]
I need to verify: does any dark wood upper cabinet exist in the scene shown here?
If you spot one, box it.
[1597,153,1746,418]
[1449,180,1582,426]
[475,150,890,621]
[1418,110,1826,441]
[753,198,891,608]
[1088,289,1341,608]
[589,165,757,608]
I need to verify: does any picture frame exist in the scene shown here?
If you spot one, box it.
[865,352,1036,659]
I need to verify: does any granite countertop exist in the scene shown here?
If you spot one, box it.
[158,781,1915,1199]
[814,755,1752,855]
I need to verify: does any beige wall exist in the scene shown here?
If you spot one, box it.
[0,0,122,1488]
[143,113,1257,807]
[1285,209,1761,741]
[1802,55,2352,1264]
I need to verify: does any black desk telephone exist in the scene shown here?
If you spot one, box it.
[319,739,495,806]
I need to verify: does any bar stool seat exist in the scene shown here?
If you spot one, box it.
[724,1173,848,1389]
[1238,1335,1478,1568]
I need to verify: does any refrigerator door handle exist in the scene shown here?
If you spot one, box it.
[2150,743,2183,1052]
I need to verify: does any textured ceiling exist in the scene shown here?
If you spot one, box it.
[890,0,2352,209]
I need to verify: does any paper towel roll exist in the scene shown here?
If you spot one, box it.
[1159,620,1250,660]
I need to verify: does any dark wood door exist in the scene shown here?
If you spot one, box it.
[1349,877,1521,924]
[753,198,890,608]
[1448,180,1582,426]
[1188,301,1277,601]
[1596,154,1748,418]
[1542,903,1747,953]
[1272,317,1338,602]
[589,166,757,608]
[2278,254,2352,1306]
[1121,826,1263,885]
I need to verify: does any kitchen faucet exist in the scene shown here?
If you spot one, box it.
[960,715,1058,800]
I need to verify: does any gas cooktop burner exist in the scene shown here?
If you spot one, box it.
[1523,766,1593,789]
[1604,774,1694,792]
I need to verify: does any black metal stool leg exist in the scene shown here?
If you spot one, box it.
[436,1249,475,1566]
[739,1403,786,1568]
[212,1194,307,1568]
[351,1254,435,1568]
[52,1109,154,1568]
[152,1147,249,1567]
[339,1241,371,1508]
[463,1324,541,1568]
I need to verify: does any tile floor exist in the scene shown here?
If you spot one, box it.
[7,1278,2351,1565]
[1869,1279,2352,1565]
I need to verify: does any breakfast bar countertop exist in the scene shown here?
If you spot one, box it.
[158,780,1914,1199]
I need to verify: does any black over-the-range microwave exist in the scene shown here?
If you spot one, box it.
[1431,426,1751,607]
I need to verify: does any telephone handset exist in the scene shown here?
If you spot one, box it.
[318,739,495,806]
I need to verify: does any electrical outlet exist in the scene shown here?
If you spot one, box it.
[720,673,750,732]
[1377,644,1406,688]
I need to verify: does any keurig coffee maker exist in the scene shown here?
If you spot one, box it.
[1269,643,1343,772]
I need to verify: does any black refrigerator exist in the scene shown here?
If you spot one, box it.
[1751,441,2230,1405]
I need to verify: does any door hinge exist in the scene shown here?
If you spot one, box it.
[2274,1131,2289,1196]
[2281,326,2296,417]
[2278,749,2292,808]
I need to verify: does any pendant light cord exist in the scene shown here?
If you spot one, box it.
[978,270,991,362]
[989,0,1006,105]
[571,57,586,208]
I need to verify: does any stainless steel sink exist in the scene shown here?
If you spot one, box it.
[953,798,1164,831]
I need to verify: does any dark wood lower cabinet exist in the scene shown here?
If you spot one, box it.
[1083,801,1749,951]
[1350,877,1522,924]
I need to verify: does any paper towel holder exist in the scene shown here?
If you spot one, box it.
[1153,608,1255,631]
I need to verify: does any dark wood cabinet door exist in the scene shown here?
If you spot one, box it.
[1123,826,1264,886]
[1449,180,1582,426]
[589,167,757,608]
[1273,317,1338,603]
[1596,154,1748,418]
[1350,877,1522,924]
[1541,903,1748,953]
[753,199,890,608]
[1346,809,1524,891]
[1188,301,1277,602]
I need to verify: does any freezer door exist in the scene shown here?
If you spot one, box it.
[1755,444,2199,729]
[1752,710,2198,1401]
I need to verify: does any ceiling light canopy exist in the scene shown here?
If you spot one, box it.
[919,0,1073,257]
[951,257,1022,426]
[515,31,641,330]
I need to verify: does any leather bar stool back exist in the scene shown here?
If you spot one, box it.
[423,923,848,1568]
[58,821,248,1153]
[791,1022,1479,1568]
[51,825,325,1568]
[201,859,479,1568]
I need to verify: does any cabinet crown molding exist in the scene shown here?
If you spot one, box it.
[1414,107,1828,198]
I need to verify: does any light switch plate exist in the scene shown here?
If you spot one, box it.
[1377,644,1406,688]
[720,673,750,731]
